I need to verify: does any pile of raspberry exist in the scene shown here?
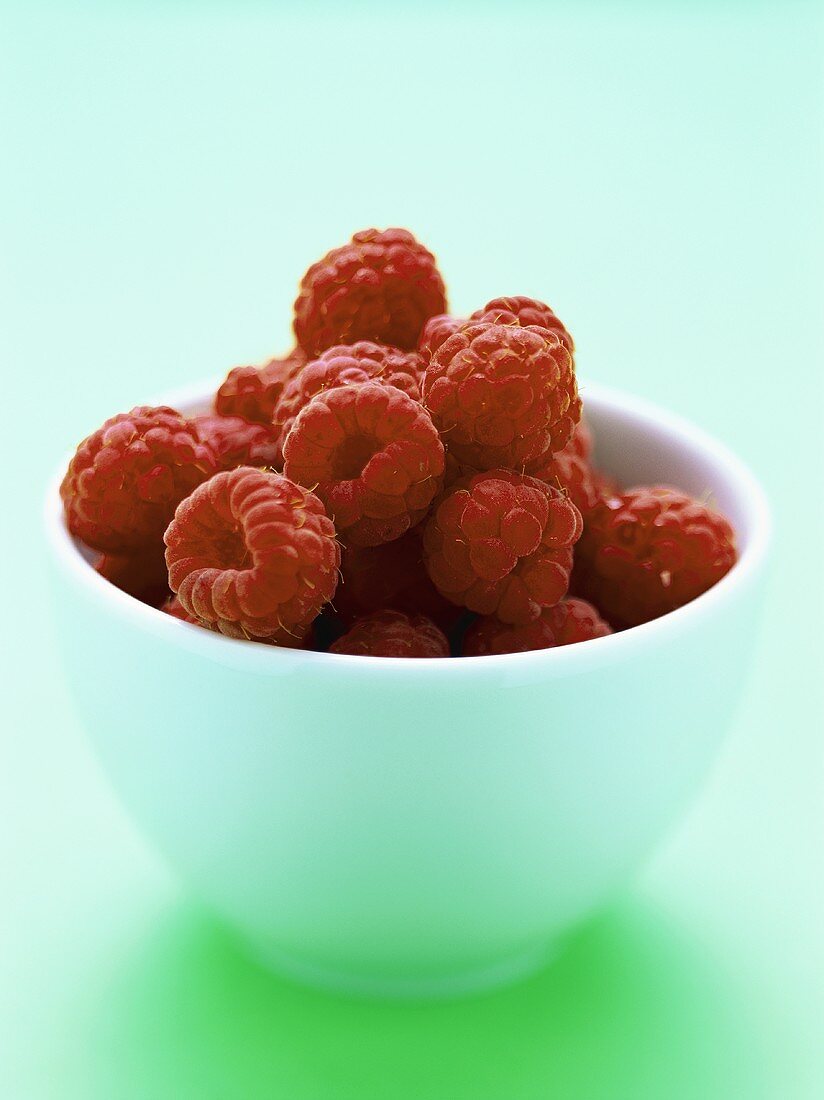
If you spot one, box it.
[61,227,738,658]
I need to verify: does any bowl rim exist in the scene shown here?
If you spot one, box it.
[45,380,771,675]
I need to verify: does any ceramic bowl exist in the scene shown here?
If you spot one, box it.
[45,381,770,998]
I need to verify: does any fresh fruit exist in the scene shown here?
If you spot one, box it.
[330,610,449,658]
[164,466,339,643]
[283,381,444,547]
[422,322,581,471]
[61,406,217,554]
[423,470,582,624]
[574,486,737,627]
[294,228,447,356]
[463,598,611,655]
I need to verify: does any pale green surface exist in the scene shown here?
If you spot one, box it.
[1,2,822,1097]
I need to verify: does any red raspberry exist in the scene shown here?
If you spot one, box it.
[463,598,612,655]
[293,228,447,356]
[283,381,445,547]
[423,470,582,624]
[334,530,458,628]
[566,417,593,461]
[165,466,340,643]
[532,446,602,518]
[574,486,737,627]
[443,450,480,490]
[95,543,170,606]
[422,322,581,471]
[418,313,465,363]
[160,594,318,647]
[469,295,574,353]
[61,407,218,554]
[214,350,306,425]
[160,594,318,648]
[274,341,423,458]
[161,594,200,623]
[330,610,449,658]
[190,414,280,470]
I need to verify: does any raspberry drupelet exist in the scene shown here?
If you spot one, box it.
[274,341,423,459]
[293,228,447,356]
[330,610,449,658]
[532,446,603,518]
[565,418,594,461]
[417,313,466,364]
[423,470,583,624]
[61,406,218,554]
[214,350,306,426]
[334,530,458,628]
[574,486,737,627]
[422,322,581,472]
[463,598,612,656]
[160,593,316,647]
[190,414,281,471]
[164,466,340,643]
[160,594,200,623]
[283,381,445,548]
[469,295,574,354]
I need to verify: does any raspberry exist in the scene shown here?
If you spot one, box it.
[334,530,458,627]
[161,593,318,647]
[463,598,612,655]
[190,414,280,470]
[214,350,306,425]
[418,313,465,363]
[164,466,340,643]
[283,381,445,547]
[161,594,318,648]
[161,594,200,623]
[470,295,574,353]
[423,470,582,624]
[274,341,423,458]
[422,322,581,471]
[574,486,737,627]
[443,450,480,490]
[95,544,170,606]
[61,407,218,554]
[293,228,447,356]
[532,446,602,518]
[566,418,594,461]
[330,610,449,658]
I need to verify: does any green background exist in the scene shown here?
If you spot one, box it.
[2,2,822,1096]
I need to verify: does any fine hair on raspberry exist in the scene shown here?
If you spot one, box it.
[422,321,581,471]
[214,351,306,425]
[574,486,737,627]
[470,295,574,353]
[463,598,612,656]
[330,610,450,658]
[531,446,603,518]
[283,380,445,547]
[165,466,340,643]
[190,414,281,471]
[274,341,423,460]
[418,313,465,363]
[61,406,218,554]
[423,469,583,624]
[293,228,447,355]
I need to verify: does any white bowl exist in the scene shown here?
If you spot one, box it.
[45,381,770,999]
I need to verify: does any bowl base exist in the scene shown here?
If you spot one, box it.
[248,938,558,1001]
